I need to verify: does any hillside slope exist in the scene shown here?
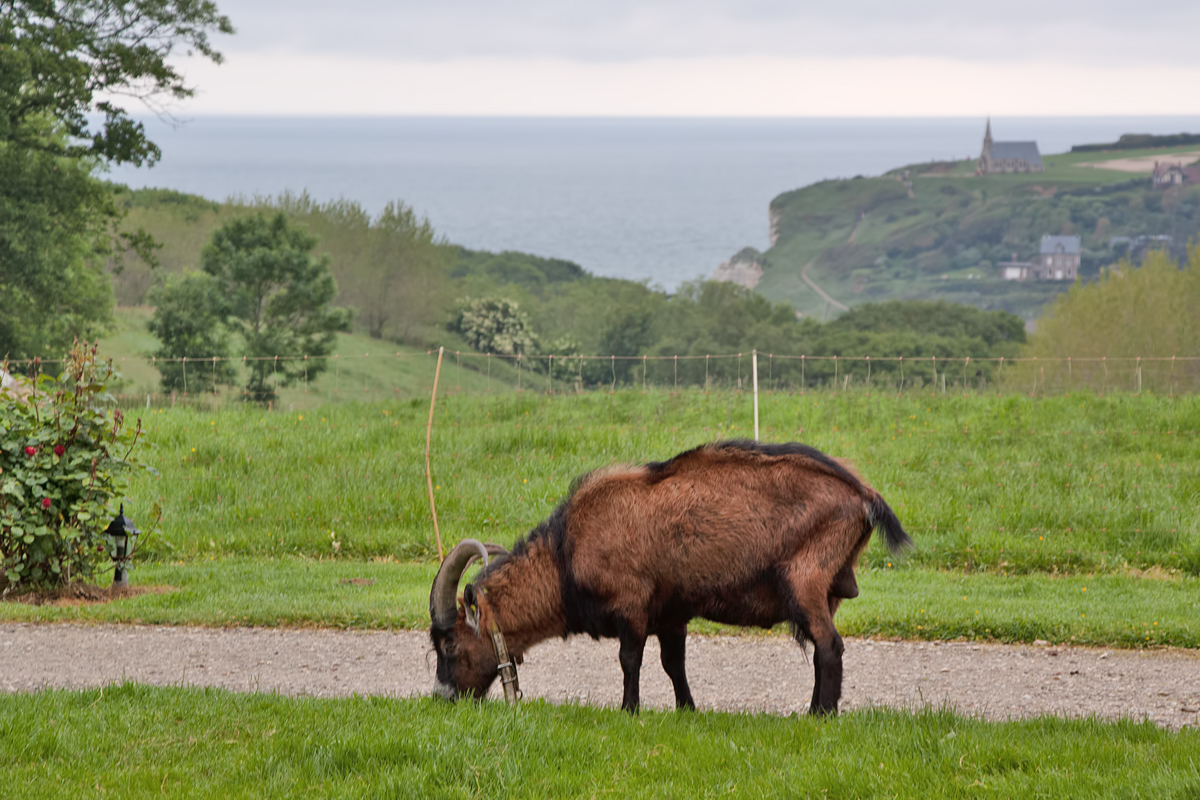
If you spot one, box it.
[744,145,1200,319]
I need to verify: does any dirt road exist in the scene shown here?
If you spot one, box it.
[4,623,1198,729]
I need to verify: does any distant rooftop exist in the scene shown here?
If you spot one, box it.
[990,141,1043,167]
[1040,235,1081,255]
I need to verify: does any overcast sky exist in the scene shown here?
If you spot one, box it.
[170,1,1200,115]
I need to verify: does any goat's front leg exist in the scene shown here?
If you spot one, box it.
[658,626,696,710]
[617,628,647,713]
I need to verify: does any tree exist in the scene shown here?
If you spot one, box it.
[0,143,116,360]
[284,197,450,342]
[1020,247,1200,392]
[449,297,539,357]
[146,272,235,393]
[199,213,351,403]
[1,0,233,167]
[594,306,657,384]
[0,0,232,361]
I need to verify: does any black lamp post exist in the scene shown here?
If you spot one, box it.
[103,504,140,588]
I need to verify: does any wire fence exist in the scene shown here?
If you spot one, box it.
[8,351,1200,407]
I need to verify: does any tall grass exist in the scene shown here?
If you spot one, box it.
[125,389,1200,575]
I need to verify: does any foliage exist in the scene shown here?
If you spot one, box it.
[145,272,235,393]
[0,142,116,360]
[1072,132,1200,153]
[272,195,452,343]
[448,297,540,357]
[196,212,351,403]
[451,247,587,294]
[1019,246,1200,391]
[108,188,223,305]
[827,299,1026,347]
[1,0,230,362]
[0,0,232,167]
[0,341,150,592]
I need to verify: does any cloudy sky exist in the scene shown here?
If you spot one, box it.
[174,0,1200,115]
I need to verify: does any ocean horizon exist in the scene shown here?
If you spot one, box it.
[107,115,1200,288]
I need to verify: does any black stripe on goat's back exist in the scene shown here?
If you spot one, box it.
[711,439,866,494]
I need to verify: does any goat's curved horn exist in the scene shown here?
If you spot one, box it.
[430,539,490,629]
[462,542,510,570]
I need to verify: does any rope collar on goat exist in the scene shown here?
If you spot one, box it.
[479,592,521,704]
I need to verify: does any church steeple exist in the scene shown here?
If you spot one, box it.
[979,117,994,169]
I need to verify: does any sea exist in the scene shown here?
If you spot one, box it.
[107,116,1200,289]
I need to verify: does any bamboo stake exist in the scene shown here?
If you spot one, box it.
[425,346,445,560]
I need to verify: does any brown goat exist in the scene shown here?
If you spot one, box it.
[429,440,910,715]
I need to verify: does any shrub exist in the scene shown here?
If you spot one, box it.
[0,342,153,593]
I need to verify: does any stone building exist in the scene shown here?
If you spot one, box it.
[999,235,1081,281]
[1036,235,1080,280]
[1152,162,1187,189]
[978,119,1043,174]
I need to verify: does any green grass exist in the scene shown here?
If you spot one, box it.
[5,388,1197,648]
[119,390,1200,574]
[2,686,1196,798]
[98,307,514,409]
[5,558,1200,648]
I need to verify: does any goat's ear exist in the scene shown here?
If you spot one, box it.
[463,585,481,635]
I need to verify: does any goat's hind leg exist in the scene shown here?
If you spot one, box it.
[784,566,845,716]
[658,625,695,710]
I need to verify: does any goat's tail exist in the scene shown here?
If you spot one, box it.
[866,493,912,556]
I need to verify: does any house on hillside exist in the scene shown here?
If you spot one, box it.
[998,254,1035,281]
[998,235,1082,281]
[978,119,1043,174]
[1036,235,1081,280]
[1152,162,1187,189]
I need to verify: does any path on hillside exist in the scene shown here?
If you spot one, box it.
[799,218,861,315]
[800,260,850,314]
[3,624,1198,729]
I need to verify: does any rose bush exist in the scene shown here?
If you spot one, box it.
[0,341,155,593]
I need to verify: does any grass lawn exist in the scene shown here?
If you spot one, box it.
[117,390,1200,574]
[4,558,1199,649]
[2,685,1196,798]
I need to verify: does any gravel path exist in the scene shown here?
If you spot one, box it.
[3,623,1199,729]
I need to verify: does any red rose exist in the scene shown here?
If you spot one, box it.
[24,446,37,457]
[54,445,65,457]
[41,498,51,509]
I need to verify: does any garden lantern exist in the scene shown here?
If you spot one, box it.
[103,505,140,588]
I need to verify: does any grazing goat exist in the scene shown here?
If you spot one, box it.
[429,440,910,715]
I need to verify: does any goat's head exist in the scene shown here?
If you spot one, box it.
[429,539,509,701]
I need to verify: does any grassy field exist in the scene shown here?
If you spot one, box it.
[3,387,1196,648]
[7,388,1199,797]
[2,685,1196,798]
[115,389,1200,573]
[98,307,514,409]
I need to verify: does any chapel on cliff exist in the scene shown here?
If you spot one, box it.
[978,119,1043,174]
